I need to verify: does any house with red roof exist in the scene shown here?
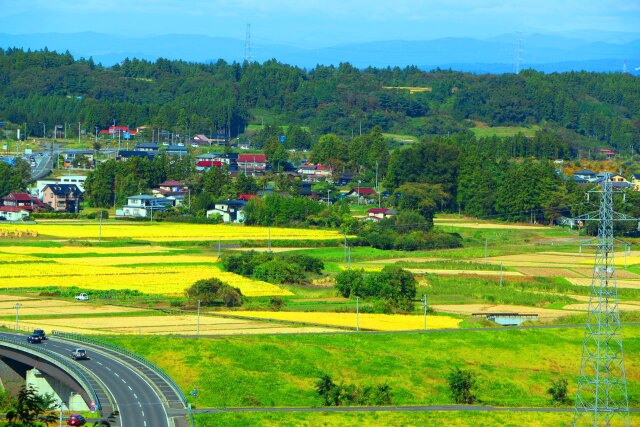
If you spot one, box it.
[0,206,30,221]
[237,194,257,202]
[195,160,223,171]
[2,192,35,211]
[237,154,268,170]
[367,207,397,220]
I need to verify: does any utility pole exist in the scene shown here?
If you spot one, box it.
[356,296,359,331]
[197,300,201,337]
[422,294,428,331]
[484,238,488,262]
[499,262,503,288]
[98,210,102,243]
[14,303,22,330]
[572,172,633,427]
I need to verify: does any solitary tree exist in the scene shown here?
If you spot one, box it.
[446,367,477,404]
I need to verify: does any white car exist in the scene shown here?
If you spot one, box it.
[75,293,89,301]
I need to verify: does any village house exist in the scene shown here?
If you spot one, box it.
[41,184,83,212]
[0,206,30,221]
[632,174,640,191]
[119,195,174,218]
[297,164,332,182]
[206,200,246,223]
[133,142,159,152]
[367,207,397,221]
[346,187,377,203]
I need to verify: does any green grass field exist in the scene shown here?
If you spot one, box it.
[469,125,540,138]
[107,326,640,409]
[194,411,639,427]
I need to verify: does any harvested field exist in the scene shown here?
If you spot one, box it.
[567,278,640,289]
[15,314,338,336]
[367,257,442,264]
[516,267,585,277]
[571,268,640,279]
[432,303,576,320]
[407,268,523,276]
[563,303,640,312]
[434,221,548,230]
[217,310,461,331]
[0,299,143,317]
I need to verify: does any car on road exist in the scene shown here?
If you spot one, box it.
[67,414,86,426]
[33,329,47,340]
[75,293,89,301]
[27,334,42,344]
[71,348,88,360]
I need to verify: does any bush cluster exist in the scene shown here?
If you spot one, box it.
[335,266,417,312]
[222,251,324,285]
[315,374,392,407]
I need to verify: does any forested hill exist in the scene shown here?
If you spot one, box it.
[1,48,639,153]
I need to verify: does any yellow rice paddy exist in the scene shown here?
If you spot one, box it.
[217,311,461,331]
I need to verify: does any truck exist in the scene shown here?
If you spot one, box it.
[75,293,89,301]
[71,348,88,360]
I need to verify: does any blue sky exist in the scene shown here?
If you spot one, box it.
[1,0,639,47]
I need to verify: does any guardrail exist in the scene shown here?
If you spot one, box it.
[0,335,101,410]
[51,331,193,425]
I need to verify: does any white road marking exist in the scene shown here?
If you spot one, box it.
[128,386,132,391]
[141,411,145,417]
[134,393,138,399]
[114,372,119,377]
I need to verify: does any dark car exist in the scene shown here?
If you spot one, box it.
[27,334,42,344]
[33,329,47,340]
[67,414,86,426]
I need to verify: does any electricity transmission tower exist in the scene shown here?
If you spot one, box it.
[244,23,252,62]
[572,173,634,427]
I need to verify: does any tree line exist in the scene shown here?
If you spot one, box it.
[1,48,639,154]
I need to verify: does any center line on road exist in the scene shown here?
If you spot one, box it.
[133,393,138,399]
[128,386,132,391]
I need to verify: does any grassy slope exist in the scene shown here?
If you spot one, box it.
[194,411,639,427]
[107,326,640,409]
[469,125,540,138]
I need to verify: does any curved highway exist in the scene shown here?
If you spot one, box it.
[0,332,178,427]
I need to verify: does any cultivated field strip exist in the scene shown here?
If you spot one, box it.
[3,223,344,241]
[217,310,461,330]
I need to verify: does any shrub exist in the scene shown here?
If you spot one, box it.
[447,367,477,404]
[547,378,571,405]
[186,278,243,307]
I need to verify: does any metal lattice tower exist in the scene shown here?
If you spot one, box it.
[573,174,631,427]
[514,33,523,74]
[244,23,252,62]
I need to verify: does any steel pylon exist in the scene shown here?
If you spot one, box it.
[573,175,630,427]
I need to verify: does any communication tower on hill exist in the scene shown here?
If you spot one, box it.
[572,173,634,427]
[513,33,523,74]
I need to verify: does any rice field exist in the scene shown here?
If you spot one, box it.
[217,310,461,331]
[15,314,338,336]
[1,223,343,242]
[431,304,576,320]
[0,244,292,297]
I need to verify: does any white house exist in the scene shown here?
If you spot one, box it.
[120,195,174,218]
[0,206,30,221]
[59,175,87,192]
[206,200,246,223]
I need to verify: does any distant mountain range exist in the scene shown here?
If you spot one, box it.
[1,32,639,73]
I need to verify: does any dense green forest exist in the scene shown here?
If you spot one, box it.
[1,48,639,155]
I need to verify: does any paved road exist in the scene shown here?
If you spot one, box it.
[0,332,171,427]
